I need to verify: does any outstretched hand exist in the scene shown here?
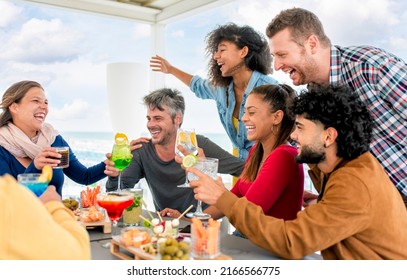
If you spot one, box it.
[150,55,172,74]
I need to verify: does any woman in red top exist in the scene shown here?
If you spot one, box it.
[205,84,304,237]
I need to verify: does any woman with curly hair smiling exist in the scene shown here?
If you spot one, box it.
[150,23,278,162]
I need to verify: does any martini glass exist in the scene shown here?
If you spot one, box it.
[96,191,134,247]
[186,157,219,219]
[175,128,198,188]
[17,173,48,197]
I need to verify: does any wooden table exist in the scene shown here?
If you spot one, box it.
[87,213,321,260]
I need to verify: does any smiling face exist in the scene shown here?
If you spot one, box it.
[242,94,276,143]
[290,115,326,164]
[146,105,180,146]
[10,86,48,138]
[213,40,247,77]
[269,28,319,86]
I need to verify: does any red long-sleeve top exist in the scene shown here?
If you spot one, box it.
[231,144,304,220]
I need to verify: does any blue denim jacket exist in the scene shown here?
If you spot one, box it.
[190,71,278,160]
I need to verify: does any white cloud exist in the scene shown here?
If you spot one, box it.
[0,1,21,27]
[388,36,407,57]
[230,0,296,34]
[132,23,150,40]
[171,30,184,39]
[2,0,406,135]
[0,18,83,63]
[231,0,407,60]
[48,99,89,120]
[314,0,402,45]
[48,103,112,132]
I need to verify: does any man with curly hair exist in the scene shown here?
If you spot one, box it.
[265,7,407,207]
[188,85,407,259]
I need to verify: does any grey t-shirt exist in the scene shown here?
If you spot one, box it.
[106,134,244,213]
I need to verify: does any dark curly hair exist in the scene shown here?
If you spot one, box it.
[292,85,373,159]
[205,23,273,88]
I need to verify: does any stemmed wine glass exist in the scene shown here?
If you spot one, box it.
[97,191,134,246]
[111,133,132,190]
[186,157,219,219]
[175,128,198,188]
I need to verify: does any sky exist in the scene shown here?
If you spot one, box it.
[1,0,406,136]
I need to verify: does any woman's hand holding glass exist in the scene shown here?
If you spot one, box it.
[33,147,62,170]
[104,153,120,177]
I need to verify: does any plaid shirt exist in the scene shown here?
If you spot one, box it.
[329,45,407,195]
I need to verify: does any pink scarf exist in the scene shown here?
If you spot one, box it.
[0,122,58,159]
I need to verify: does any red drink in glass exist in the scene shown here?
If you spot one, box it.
[97,192,134,223]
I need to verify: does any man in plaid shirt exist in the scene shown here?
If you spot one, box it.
[266,7,407,207]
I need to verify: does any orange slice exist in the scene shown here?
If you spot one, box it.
[114,132,128,145]
[178,131,197,145]
[190,131,198,147]
[38,165,53,182]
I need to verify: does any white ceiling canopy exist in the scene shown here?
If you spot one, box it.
[22,0,234,90]
[23,0,234,24]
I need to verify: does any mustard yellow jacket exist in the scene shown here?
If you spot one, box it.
[217,152,407,259]
[0,175,90,259]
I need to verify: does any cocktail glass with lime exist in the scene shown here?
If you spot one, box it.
[175,128,198,188]
[111,133,132,190]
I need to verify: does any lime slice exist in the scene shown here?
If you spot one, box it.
[182,154,197,168]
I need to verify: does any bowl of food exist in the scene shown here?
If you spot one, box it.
[121,226,152,247]
[151,218,179,238]
[157,236,191,260]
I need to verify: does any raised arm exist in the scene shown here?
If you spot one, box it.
[150,55,193,86]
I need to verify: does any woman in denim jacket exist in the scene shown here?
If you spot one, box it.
[150,23,278,160]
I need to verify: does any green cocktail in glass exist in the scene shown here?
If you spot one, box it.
[112,144,132,171]
[111,133,133,190]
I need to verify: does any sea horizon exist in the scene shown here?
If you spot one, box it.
[60,131,234,199]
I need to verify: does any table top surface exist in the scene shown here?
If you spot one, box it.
[87,212,321,260]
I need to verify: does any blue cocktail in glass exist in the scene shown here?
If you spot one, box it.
[17,173,48,197]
